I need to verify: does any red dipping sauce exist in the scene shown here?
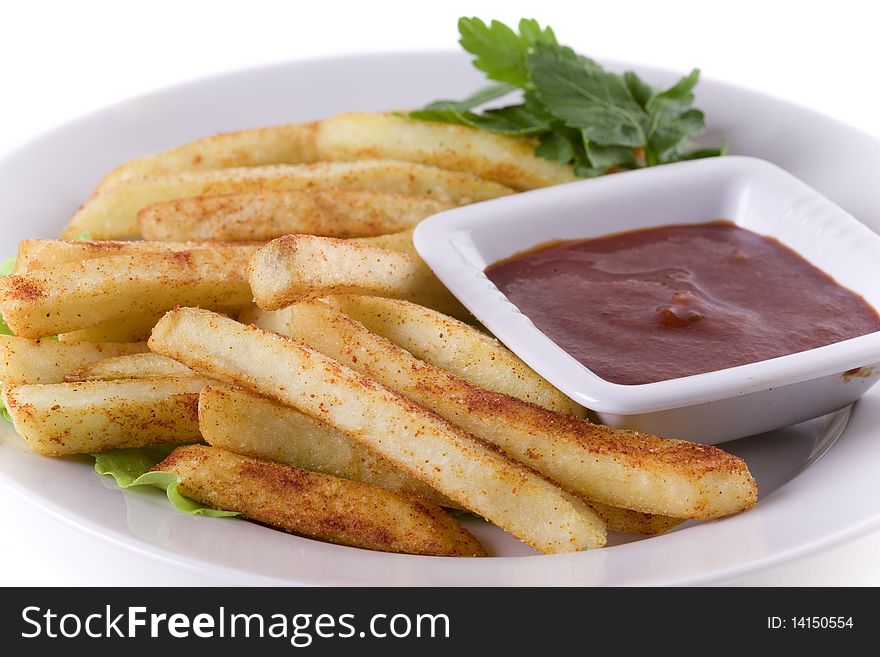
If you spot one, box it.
[485,222,880,385]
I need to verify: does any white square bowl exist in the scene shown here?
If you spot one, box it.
[414,156,880,443]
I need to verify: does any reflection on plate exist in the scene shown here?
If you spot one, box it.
[1,52,880,585]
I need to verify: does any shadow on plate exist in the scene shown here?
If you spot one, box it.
[607,405,852,548]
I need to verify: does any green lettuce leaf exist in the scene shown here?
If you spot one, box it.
[0,255,15,337]
[0,255,16,420]
[0,256,15,277]
[93,446,240,517]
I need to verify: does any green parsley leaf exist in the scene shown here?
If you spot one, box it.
[411,17,723,178]
[409,82,527,132]
[458,18,530,86]
[418,82,518,113]
[527,42,647,147]
[535,131,576,164]
[458,17,557,87]
[516,18,558,48]
[679,141,730,161]
[648,108,706,165]
[623,71,655,110]
[586,141,639,170]
[411,95,552,136]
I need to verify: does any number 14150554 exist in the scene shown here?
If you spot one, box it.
[768,617,854,630]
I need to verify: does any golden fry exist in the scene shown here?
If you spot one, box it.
[2,377,207,456]
[0,251,253,338]
[63,160,512,239]
[350,229,416,255]
[588,501,684,536]
[138,189,451,242]
[14,239,261,274]
[248,234,467,318]
[316,112,577,190]
[157,445,486,557]
[323,294,584,415]
[252,300,758,520]
[149,308,606,553]
[0,335,147,384]
[56,313,170,344]
[95,122,321,191]
[199,385,455,507]
[67,352,197,381]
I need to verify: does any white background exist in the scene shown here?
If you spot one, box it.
[1,0,879,585]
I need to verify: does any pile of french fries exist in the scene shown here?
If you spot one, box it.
[0,113,758,557]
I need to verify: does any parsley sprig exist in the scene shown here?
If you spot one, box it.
[411,18,725,177]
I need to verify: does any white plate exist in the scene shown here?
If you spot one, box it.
[2,52,880,586]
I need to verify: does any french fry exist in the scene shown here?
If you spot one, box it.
[248,235,468,319]
[252,301,758,519]
[14,239,261,274]
[315,112,578,190]
[323,295,584,416]
[149,308,606,553]
[198,385,455,507]
[200,384,674,534]
[0,251,253,338]
[95,122,321,191]
[67,352,196,381]
[156,445,486,557]
[351,229,416,255]
[56,306,247,343]
[138,189,451,242]
[56,313,169,344]
[238,306,677,533]
[0,335,147,384]
[588,501,684,536]
[62,160,513,239]
[2,378,207,456]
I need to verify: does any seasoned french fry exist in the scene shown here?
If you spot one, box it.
[95,122,321,191]
[56,313,169,344]
[0,335,147,384]
[198,385,455,507]
[138,189,451,242]
[252,301,757,519]
[316,112,578,190]
[2,378,207,456]
[0,251,253,338]
[235,307,676,533]
[157,445,486,557]
[14,239,261,274]
[56,306,246,343]
[68,352,196,381]
[351,229,416,255]
[63,160,513,239]
[248,235,468,319]
[588,501,684,536]
[149,308,606,553]
[323,295,584,416]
